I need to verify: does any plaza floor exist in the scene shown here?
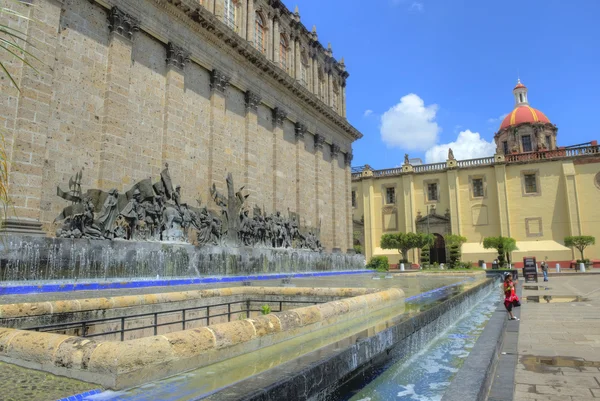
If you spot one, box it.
[513,274,600,401]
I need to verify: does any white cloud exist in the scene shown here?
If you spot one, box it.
[380,94,440,151]
[424,130,496,163]
[487,113,508,124]
[363,109,373,117]
[391,0,424,12]
[410,1,424,12]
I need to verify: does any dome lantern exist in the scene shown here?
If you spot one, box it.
[513,79,528,106]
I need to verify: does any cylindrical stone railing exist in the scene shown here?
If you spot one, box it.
[555,263,560,273]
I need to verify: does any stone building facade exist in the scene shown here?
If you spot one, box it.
[352,82,600,266]
[0,0,361,252]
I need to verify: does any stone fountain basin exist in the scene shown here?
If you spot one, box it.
[0,286,404,390]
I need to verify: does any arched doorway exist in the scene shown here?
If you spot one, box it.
[430,233,446,264]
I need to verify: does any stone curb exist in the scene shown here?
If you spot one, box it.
[0,287,404,389]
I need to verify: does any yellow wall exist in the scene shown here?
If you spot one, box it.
[353,155,600,265]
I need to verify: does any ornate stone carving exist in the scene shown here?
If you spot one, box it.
[210,69,231,93]
[448,148,455,160]
[107,7,139,40]
[166,43,190,70]
[331,143,340,158]
[273,107,288,127]
[295,122,307,140]
[314,134,325,150]
[344,151,353,166]
[245,90,262,112]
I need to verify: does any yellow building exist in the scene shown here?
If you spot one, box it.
[352,82,600,267]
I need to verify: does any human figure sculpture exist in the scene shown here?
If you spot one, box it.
[448,148,455,160]
[81,199,103,239]
[404,153,410,165]
[120,189,144,240]
[96,189,120,239]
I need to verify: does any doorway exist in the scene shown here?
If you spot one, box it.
[430,233,446,264]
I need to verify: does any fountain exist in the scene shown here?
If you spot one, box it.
[0,166,364,287]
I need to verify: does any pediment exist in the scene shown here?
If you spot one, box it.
[416,213,450,225]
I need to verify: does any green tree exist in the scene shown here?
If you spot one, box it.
[381,232,432,263]
[483,236,518,268]
[445,234,467,268]
[366,255,389,271]
[564,236,596,262]
[420,246,430,266]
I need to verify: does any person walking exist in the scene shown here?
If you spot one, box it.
[541,259,549,282]
[503,273,520,321]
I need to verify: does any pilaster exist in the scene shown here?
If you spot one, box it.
[273,14,280,64]
[446,168,461,234]
[341,82,347,118]
[97,7,139,190]
[494,163,511,237]
[311,55,318,94]
[246,0,254,41]
[345,152,354,253]
[244,90,261,197]
[272,107,287,211]
[162,43,189,181]
[330,143,341,248]
[314,133,325,247]
[294,38,301,79]
[362,175,376,260]
[327,70,333,106]
[562,161,582,237]
[294,122,307,217]
[208,69,231,192]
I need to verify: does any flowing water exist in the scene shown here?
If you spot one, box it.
[336,284,500,401]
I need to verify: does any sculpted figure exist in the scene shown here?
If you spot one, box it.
[81,199,103,239]
[448,148,455,160]
[96,189,120,238]
[404,153,410,165]
[120,189,144,240]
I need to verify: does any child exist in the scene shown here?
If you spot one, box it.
[503,273,520,321]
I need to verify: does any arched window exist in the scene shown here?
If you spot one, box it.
[254,12,266,54]
[279,34,289,72]
[224,0,237,31]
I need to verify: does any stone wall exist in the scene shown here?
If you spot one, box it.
[0,0,361,252]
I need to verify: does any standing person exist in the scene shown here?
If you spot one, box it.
[541,259,549,282]
[503,273,520,321]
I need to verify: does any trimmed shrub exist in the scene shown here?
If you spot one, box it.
[366,256,389,271]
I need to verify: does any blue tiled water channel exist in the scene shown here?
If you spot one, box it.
[54,275,495,401]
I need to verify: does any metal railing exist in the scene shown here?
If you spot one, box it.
[25,299,322,341]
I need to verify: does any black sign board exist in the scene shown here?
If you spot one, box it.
[523,257,538,283]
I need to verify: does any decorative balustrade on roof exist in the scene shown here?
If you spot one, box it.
[350,144,599,180]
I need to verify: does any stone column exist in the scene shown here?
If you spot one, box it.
[294,122,307,217]
[244,90,261,199]
[361,174,375,259]
[3,0,63,234]
[272,15,280,64]
[345,152,354,253]
[267,14,274,60]
[246,0,254,41]
[272,107,287,211]
[161,43,190,183]
[208,69,231,193]
[214,0,223,19]
[330,143,341,250]
[97,7,139,191]
[239,0,247,39]
[401,172,417,262]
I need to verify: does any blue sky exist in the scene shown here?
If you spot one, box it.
[283,0,600,169]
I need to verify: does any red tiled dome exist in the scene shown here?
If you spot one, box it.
[499,105,550,130]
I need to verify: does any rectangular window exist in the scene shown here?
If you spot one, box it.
[427,183,438,201]
[524,173,537,194]
[225,0,236,31]
[502,141,509,155]
[545,135,551,149]
[522,135,532,152]
[472,178,484,198]
[385,187,395,204]
[351,190,357,208]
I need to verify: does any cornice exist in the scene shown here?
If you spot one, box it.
[153,0,362,140]
[493,121,557,139]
